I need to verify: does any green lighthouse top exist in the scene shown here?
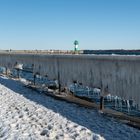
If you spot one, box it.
[74,40,79,45]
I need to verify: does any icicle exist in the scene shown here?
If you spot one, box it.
[86,86,90,96]
[118,97,122,112]
[107,94,111,102]
[93,88,100,99]
[114,96,118,109]
[126,100,130,114]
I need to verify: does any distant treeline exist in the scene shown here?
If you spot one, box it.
[83,50,140,55]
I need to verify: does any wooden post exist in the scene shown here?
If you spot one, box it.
[5,67,8,75]
[100,96,104,110]
[57,60,61,93]
[33,74,36,85]
[57,72,61,93]
[58,83,61,93]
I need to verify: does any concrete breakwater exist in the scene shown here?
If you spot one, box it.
[0,53,140,108]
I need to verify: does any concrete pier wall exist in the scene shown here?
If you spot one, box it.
[0,53,140,107]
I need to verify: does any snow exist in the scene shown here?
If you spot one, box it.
[0,76,140,140]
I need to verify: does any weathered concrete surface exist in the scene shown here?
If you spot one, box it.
[0,53,140,107]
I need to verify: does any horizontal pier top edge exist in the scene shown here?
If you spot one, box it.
[0,53,140,61]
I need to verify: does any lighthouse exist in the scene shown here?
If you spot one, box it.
[74,40,79,51]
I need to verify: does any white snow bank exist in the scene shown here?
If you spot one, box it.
[0,76,140,140]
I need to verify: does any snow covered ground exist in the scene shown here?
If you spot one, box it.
[0,75,140,140]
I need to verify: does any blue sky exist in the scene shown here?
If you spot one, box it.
[0,0,140,50]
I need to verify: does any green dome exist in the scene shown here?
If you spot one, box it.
[74,40,79,45]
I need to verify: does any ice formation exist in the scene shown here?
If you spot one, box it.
[0,53,140,108]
